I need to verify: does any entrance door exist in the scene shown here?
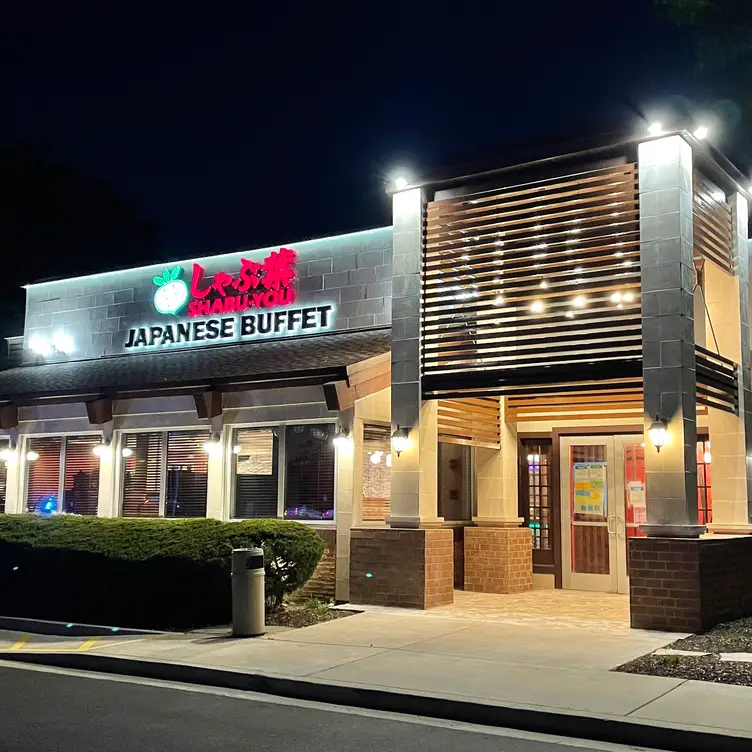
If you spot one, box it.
[559,436,646,593]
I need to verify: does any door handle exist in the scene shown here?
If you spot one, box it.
[616,516,626,538]
[607,515,616,535]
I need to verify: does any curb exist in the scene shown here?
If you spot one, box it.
[0,616,163,637]
[0,651,750,752]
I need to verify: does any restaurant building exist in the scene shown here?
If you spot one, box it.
[1,130,751,632]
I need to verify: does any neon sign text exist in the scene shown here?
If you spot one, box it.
[186,247,297,318]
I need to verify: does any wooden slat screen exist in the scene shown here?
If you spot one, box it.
[695,345,739,414]
[62,435,100,515]
[362,423,391,522]
[234,428,279,518]
[506,380,643,423]
[284,424,335,521]
[122,432,163,517]
[0,440,7,513]
[693,172,734,274]
[423,162,641,398]
[166,431,208,518]
[26,436,62,513]
[438,397,500,448]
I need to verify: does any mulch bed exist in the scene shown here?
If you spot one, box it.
[615,616,752,686]
[266,602,357,629]
[617,653,752,686]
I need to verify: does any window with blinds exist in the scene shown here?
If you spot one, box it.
[26,437,62,513]
[362,423,391,522]
[0,440,8,513]
[166,431,208,518]
[284,424,335,521]
[233,428,279,518]
[121,431,208,518]
[121,432,163,517]
[62,435,100,515]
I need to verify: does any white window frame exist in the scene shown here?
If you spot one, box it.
[114,426,211,519]
[19,431,101,514]
[226,419,338,524]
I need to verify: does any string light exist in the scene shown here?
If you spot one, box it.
[530,300,545,313]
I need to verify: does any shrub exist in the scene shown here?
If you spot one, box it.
[0,515,325,630]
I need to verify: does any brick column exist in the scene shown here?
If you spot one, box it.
[638,135,702,537]
[467,398,532,594]
[348,185,452,609]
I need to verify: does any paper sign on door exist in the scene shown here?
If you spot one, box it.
[572,462,607,516]
[628,480,647,524]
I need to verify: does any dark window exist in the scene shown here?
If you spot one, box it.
[166,431,208,518]
[26,437,62,513]
[284,424,335,520]
[233,428,279,518]
[121,431,208,518]
[438,443,473,522]
[519,440,552,550]
[62,436,100,515]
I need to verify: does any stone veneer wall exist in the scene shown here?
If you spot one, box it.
[464,527,533,595]
[629,536,752,632]
[295,528,336,602]
[349,528,454,608]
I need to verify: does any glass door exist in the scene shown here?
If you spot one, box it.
[560,435,645,594]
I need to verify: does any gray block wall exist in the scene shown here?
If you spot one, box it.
[21,227,392,364]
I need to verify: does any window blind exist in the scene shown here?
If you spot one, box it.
[26,436,62,513]
[284,424,335,520]
[362,423,391,522]
[166,431,208,518]
[121,432,163,517]
[0,441,7,513]
[62,436,100,515]
[234,428,279,518]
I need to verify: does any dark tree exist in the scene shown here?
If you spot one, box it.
[0,143,158,347]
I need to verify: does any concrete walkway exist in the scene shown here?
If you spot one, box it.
[3,610,752,747]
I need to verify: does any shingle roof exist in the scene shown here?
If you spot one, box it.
[0,328,391,403]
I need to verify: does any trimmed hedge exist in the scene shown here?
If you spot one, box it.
[0,515,325,630]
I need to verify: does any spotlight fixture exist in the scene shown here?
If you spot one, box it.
[332,428,353,451]
[647,122,663,136]
[694,125,709,140]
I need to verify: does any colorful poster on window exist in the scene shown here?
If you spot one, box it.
[628,481,647,524]
[572,462,607,516]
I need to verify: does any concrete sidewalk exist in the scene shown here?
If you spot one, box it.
[3,609,752,750]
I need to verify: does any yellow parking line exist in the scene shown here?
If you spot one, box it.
[9,634,31,650]
[78,637,100,651]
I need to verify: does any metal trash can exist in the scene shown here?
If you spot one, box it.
[231,547,265,637]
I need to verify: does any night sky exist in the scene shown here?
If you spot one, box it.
[0,1,747,312]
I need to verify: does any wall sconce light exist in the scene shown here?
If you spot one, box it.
[391,426,410,457]
[332,427,353,451]
[93,440,113,458]
[648,416,668,453]
[202,433,222,456]
[0,446,18,465]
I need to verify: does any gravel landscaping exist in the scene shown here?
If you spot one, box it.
[616,616,752,686]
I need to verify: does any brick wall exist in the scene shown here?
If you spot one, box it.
[22,227,392,361]
[349,528,454,609]
[294,528,336,602]
[629,536,752,632]
[464,526,533,595]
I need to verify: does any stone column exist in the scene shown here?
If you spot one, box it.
[638,135,702,537]
[389,186,442,528]
[335,407,355,601]
[730,192,752,523]
[349,185,453,608]
[466,398,532,594]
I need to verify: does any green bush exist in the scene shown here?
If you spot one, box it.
[0,515,325,630]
